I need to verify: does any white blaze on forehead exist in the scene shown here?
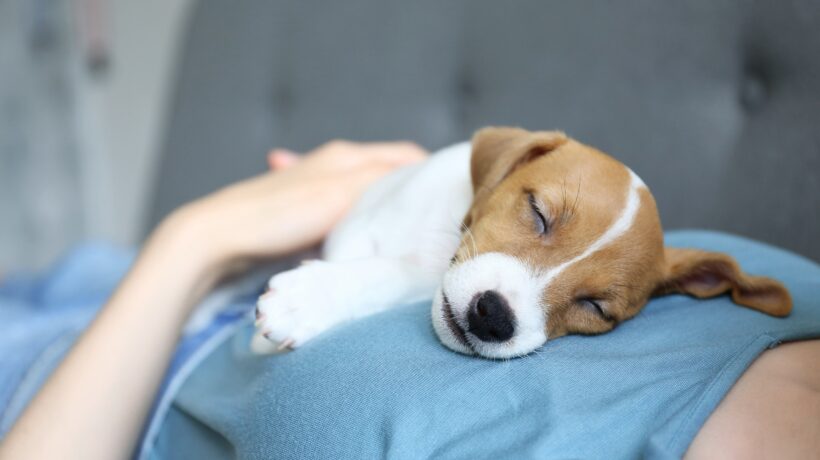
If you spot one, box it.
[538,168,646,286]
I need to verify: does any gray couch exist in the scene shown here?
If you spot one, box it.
[148,0,820,261]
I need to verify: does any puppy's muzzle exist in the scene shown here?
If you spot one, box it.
[467,290,515,342]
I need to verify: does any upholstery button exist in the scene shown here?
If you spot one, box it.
[739,70,769,112]
[457,76,477,101]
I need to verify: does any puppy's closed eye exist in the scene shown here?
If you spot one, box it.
[527,192,550,235]
[577,297,614,322]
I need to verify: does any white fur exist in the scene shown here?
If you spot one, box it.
[323,142,473,263]
[255,143,472,347]
[432,253,547,358]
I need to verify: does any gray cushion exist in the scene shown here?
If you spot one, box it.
[148,0,820,260]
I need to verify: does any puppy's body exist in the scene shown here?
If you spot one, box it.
[325,141,472,269]
[255,143,473,351]
[256,128,791,358]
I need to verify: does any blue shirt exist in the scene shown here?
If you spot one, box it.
[2,231,819,459]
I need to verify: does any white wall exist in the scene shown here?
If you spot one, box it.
[77,0,196,246]
[0,0,84,270]
[0,0,196,270]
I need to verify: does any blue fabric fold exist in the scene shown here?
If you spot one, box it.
[0,242,135,434]
[0,242,253,446]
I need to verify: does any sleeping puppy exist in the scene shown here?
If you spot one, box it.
[253,127,791,359]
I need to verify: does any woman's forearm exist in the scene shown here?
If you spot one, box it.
[0,213,221,460]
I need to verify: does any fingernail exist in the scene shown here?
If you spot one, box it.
[267,149,300,170]
[277,338,295,351]
[254,313,266,327]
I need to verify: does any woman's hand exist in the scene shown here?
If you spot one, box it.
[161,140,427,278]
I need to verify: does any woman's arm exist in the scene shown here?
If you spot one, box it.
[686,339,820,459]
[0,140,426,459]
[0,216,219,459]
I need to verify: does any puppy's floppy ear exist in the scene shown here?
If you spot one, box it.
[470,127,567,195]
[653,247,792,316]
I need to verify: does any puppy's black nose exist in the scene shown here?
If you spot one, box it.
[467,290,515,342]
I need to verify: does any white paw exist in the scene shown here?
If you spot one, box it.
[254,261,356,349]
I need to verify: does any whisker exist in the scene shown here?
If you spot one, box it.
[467,226,479,259]
[458,221,479,261]
[571,176,582,220]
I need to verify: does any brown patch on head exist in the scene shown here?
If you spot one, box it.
[454,127,665,340]
[451,126,790,349]
[541,178,673,339]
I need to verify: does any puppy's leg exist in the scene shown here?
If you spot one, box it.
[254,256,441,349]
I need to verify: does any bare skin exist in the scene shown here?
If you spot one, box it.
[0,140,427,460]
[686,339,820,459]
[0,140,817,459]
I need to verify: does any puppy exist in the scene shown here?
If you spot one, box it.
[254,127,791,359]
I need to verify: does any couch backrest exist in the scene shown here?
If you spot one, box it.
[149,0,820,260]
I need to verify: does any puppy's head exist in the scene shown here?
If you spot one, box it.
[432,127,792,359]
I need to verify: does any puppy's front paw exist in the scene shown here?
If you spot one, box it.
[254,262,354,349]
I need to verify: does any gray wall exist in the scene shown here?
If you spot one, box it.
[150,0,820,261]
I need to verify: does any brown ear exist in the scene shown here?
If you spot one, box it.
[654,247,792,316]
[470,127,567,195]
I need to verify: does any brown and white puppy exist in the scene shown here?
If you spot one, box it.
[254,127,791,358]
[431,127,791,358]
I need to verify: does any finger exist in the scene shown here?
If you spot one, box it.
[267,149,301,170]
[346,162,396,191]
[369,142,428,166]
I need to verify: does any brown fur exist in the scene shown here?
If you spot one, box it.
[454,127,792,341]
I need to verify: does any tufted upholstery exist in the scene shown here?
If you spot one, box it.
[149,0,820,260]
